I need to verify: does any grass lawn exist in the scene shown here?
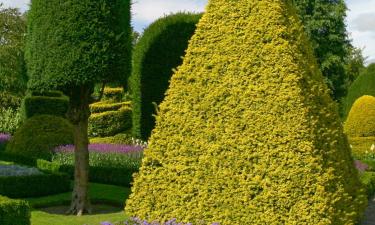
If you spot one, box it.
[27,183,130,225]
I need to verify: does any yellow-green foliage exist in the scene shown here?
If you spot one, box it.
[344,95,375,137]
[348,137,375,159]
[103,87,124,102]
[90,101,131,114]
[90,133,134,145]
[125,0,366,224]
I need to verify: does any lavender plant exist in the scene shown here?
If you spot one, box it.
[0,133,11,151]
[101,218,220,225]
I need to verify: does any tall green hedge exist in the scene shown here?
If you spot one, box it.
[129,13,202,140]
[25,0,132,90]
[344,63,375,118]
[125,0,366,224]
[0,196,30,225]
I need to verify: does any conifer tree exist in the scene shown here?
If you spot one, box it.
[125,0,366,224]
[292,0,353,100]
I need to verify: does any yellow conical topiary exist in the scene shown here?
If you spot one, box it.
[345,95,375,137]
[125,0,367,224]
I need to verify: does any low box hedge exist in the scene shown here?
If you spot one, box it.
[0,172,70,198]
[58,164,136,187]
[0,195,30,225]
[90,101,131,114]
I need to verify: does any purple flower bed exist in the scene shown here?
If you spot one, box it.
[55,143,144,157]
[0,133,11,144]
[101,218,220,225]
[354,160,369,173]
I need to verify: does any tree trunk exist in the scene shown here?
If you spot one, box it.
[66,85,92,216]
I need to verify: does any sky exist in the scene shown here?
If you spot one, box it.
[1,0,374,64]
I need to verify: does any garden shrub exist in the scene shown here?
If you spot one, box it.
[0,108,21,134]
[103,87,124,102]
[348,137,375,160]
[90,101,131,114]
[130,12,202,140]
[125,0,366,224]
[0,195,30,225]
[344,95,375,137]
[21,91,69,119]
[360,171,375,198]
[0,172,70,198]
[90,133,134,145]
[344,63,375,118]
[5,115,74,160]
[89,106,132,137]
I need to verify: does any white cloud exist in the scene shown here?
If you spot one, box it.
[132,0,206,31]
[0,0,29,11]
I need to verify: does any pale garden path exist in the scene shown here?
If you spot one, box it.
[362,196,375,225]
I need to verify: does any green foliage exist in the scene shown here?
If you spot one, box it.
[21,91,69,119]
[344,63,375,118]
[5,115,74,160]
[103,87,125,102]
[89,106,132,137]
[0,4,27,109]
[90,133,134,145]
[344,95,375,137]
[0,172,70,198]
[0,107,21,134]
[90,101,131,114]
[0,195,30,225]
[126,0,366,224]
[130,13,202,140]
[349,137,375,160]
[292,0,353,101]
[26,0,132,90]
[360,172,375,198]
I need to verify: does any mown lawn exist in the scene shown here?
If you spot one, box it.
[27,183,130,225]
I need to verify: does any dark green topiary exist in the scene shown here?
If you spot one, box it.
[21,91,69,119]
[26,0,132,89]
[5,115,74,160]
[344,63,375,118]
[126,0,366,224]
[129,13,202,140]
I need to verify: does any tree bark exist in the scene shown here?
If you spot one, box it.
[66,85,92,216]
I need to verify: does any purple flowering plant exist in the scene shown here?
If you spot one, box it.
[52,143,144,169]
[101,217,220,225]
[354,160,369,173]
[0,133,11,144]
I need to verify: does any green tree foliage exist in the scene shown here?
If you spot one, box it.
[344,63,375,118]
[25,0,132,215]
[0,4,27,109]
[292,0,354,101]
[125,0,366,224]
[129,13,202,139]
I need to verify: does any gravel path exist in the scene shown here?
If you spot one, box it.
[362,196,375,225]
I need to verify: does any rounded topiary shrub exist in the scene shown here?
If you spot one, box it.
[344,95,375,137]
[5,115,74,160]
[344,64,375,118]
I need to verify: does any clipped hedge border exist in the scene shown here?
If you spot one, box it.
[0,195,30,225]
[0,172,70,198]
[58,165,136,187]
